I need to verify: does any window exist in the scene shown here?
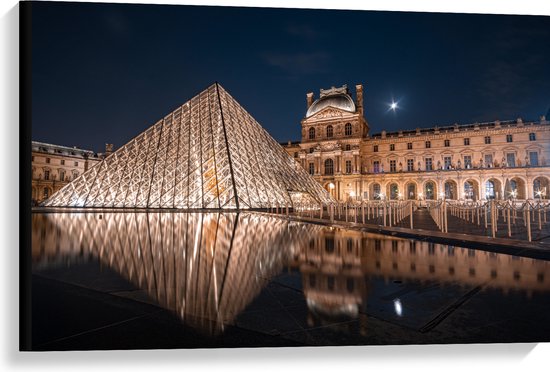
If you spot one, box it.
[464,155,472,169]
[308,162,315,175]
[309,274,316,288]
[484,154,493,168]
[345,144,351,151]
[326,125,333,138]
[389,183,399,199]
[346,278,354,293]
[464,181,474,199]
[373,161,380,173]
[444,156,452,170]
[373,184,381,199]
[407,159,414,171]
[506,153,516,167]
[345,160,352,174]
[74,161,79,166]
[44,170,50,180]
[484,136,491,144]
[59,171,65,181]
[43,188,49,198]
[308,127,315,140]
[425,158,433,171]
[327,276,335,291]
[445,181,455,199]
[324,159,334,175]
[485,180,496,199]
[390,160,396,172]
[464,138,470,146]
[425,182,435,199]
[293,152,298,158]
[309,148,314,153]
[46,157,50,164]
[407,142,413,150]
[325,238,335,253]
[60,159,65,165]
[373,145,378,152]
[529,151,539,166]
[529,132,536,141]
[345,123,352,136]
[506,134,513,143]
[390,144,395,151]
[444,139,450,147]
[32,156,34,162]
[425,141,431,148]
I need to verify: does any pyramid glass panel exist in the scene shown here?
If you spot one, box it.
[43,83,333,209]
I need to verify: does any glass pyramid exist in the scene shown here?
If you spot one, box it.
[43,83,333,209]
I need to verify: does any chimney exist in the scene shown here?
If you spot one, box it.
[306,92,314,109]
[355,84,363,115]
[105,143,114,157]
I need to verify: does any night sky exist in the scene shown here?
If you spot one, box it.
[31,1,550,153]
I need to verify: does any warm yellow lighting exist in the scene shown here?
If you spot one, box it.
[328,183,335,190]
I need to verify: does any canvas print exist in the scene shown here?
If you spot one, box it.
[23,0,550,351]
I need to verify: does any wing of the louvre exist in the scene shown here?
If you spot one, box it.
[42,83,332,209]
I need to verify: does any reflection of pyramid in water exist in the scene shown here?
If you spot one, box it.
[44,83,332,209]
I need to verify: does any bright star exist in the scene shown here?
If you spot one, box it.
[390,101,398,111]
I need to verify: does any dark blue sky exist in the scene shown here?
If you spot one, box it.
[31,1,550,152]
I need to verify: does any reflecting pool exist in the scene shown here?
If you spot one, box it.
[32,212,550,349]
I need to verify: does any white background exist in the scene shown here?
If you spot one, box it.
[2,0,550,370]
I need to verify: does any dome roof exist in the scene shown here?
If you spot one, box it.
[306,93,356,118]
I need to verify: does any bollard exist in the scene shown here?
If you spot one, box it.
[527,205,532,241]
[410,201,413,229]
[507,207,511,237]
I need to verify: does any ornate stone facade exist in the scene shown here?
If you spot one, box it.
[283,84,550,202]
[31,141,110,204]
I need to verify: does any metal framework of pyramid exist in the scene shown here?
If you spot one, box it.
[43,83,333,209]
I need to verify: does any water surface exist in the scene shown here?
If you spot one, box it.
[32,212,550,348]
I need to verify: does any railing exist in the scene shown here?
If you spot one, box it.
[269,198,550,244]
[393,199,550,242]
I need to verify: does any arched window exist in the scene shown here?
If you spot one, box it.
[345,123,352,136]
[43,187,49,199]
[485,180,495,199]
[424,181,435,200]
[407,183,416,199]
[509,179,518,198]
[389,183,399,200]
[308,127,315,140]
[445,181,456,199]
[324,159,334,175]
[464,181,474,200]
[533,178,549,199]
[372,183,381,199]
[326,125,333,138]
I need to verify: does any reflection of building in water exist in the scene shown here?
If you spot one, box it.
[292,229,550,329]
[294,228,366,330]
[32,212,314,335]
[33,212,550,336]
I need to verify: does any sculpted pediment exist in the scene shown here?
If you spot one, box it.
[307,106,351,120]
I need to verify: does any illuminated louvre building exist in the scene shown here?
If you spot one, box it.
[283,84,550,201]
[31,141,110,204]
